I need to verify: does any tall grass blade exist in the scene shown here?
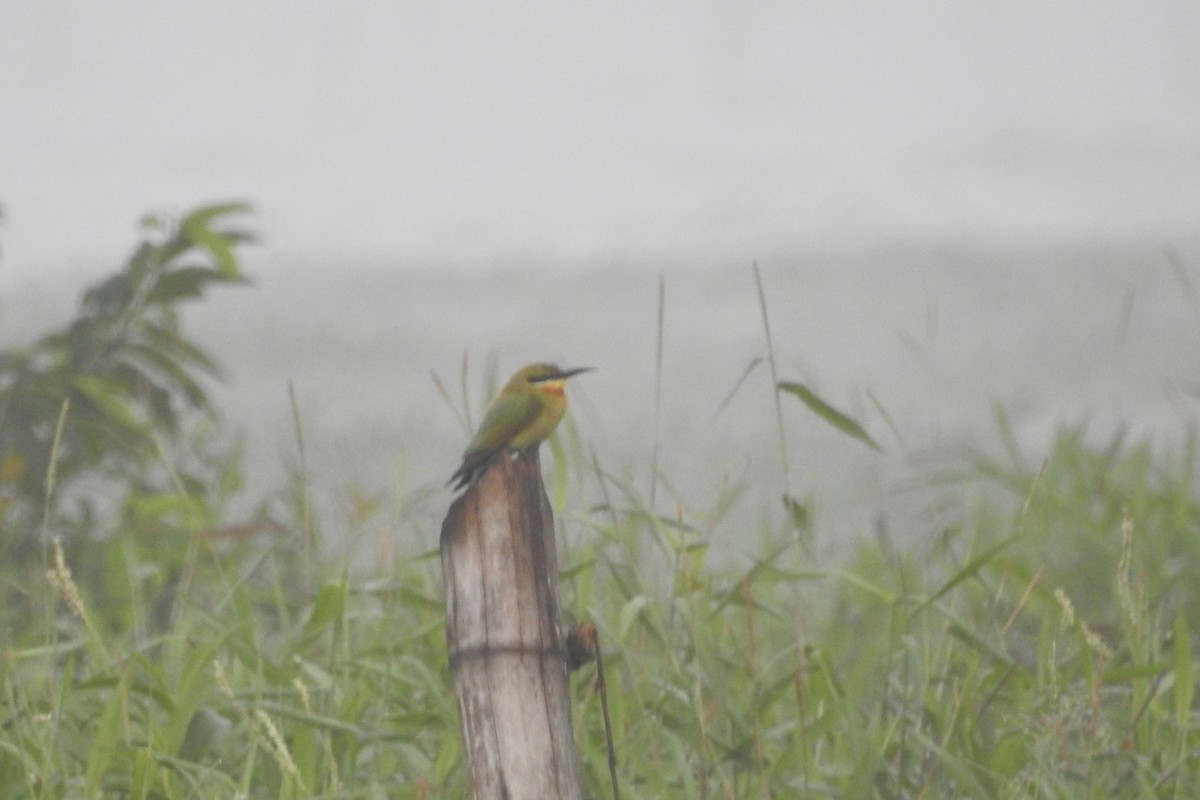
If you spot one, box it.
[753,263,796,514]
[777,382,881,452]
[715,357,762,417]
[649,274,665,511]
[915,533,1018,611]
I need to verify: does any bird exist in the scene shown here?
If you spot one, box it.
[449,362,593,490]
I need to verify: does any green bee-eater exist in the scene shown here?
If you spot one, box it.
[449,362,593,490]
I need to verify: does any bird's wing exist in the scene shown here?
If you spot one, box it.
[465,391,544,456]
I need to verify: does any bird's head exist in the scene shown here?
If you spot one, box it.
[512,362,594,397]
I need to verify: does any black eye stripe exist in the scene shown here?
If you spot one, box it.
[525,366,592,384]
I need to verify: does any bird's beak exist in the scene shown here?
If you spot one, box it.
[558,366,594,380]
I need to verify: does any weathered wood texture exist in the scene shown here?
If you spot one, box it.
[440,450,584,800]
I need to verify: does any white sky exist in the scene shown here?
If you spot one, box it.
[2,1,1198,274]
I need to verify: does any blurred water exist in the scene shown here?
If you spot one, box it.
[190,242,1200,552]
[3,242,1198,559]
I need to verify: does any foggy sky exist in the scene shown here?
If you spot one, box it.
[2,1,1198,275]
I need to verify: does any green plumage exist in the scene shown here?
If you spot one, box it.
[448,362,591,490]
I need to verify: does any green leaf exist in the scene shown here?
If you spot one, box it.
[73,374,145,433]
[826,568,896,604]
[147,265,229,304]
[1174,609,1194,731]
[124,343,215,409]
[181,200,253,229]
[140,321,222,376]
[84,677,127,795]
[304,581,348,637]
[126,491,197,522]
[81,272,134,317]
[914,532,1019,612]
[618,595,650,639]
[782,492,810,532]
[945,619,1015,665]
[108,360,183,427]
[180,202,253,279]
[777,381,881,451]
[180,707,235,763]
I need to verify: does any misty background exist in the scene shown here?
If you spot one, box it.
[2,2,1199,555]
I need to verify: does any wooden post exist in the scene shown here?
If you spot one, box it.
[440,450,584,800]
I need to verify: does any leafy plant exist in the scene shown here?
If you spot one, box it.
[0,202,254,588]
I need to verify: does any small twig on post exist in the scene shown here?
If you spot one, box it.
[568,622,621,800]
[440,450,584,800]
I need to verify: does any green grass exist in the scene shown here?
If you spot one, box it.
[7,209,1192,797]
[2,414,1198,799]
